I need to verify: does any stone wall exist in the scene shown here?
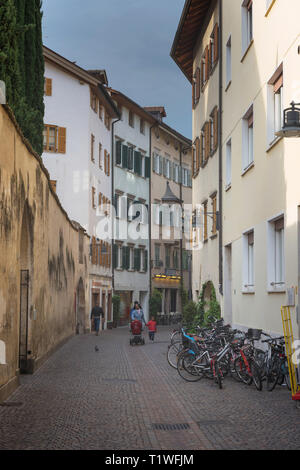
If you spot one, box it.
[0,105,90,401]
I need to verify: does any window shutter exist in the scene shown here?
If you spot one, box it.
[134,151,142,175]
[192,77,196,109]
[144,250,148,272]
[274,74,283,94]
[126,246,130,270]
[107,153,110,176]
[196,67,201,101]
[205,46,209,81]
[122,145,128,168]
[145,157,150,178]
[214,24,219,64]
[45,78,52,96]
[58,127,66,153]
[116,141,122,165]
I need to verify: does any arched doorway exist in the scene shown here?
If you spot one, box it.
[76,278,85,334]
[19,204,31,373]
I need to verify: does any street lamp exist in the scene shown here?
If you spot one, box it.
[276,102,300,138]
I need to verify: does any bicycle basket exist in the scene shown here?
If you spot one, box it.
[246,328,262,340]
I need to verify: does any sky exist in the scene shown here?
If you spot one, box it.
[42,0,192,139]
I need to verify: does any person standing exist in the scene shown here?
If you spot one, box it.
[90,304,104,336]
[146,316,157,342]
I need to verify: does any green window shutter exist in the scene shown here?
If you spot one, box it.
[134,151,141,175]
[126,246,131,270]
[116,141,122,165]
[122,246,127,269]
[113,244,118,269]
[134,248,140,271]
[122,145,128,168]
[145,157,150,178]
[144,250,148,272]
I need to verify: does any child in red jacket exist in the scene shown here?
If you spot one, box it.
[146,317,157,342]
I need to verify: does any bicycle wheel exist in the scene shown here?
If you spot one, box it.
[266,357,280,392]
[177,351,203,382]
[234,356,253,385]
[250,360,262,391]
[170,330,181,345]
[167,341,184,369]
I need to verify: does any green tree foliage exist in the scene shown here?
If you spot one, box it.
[149,289,163,320]
[0,0,44,155]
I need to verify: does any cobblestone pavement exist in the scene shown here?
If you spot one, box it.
[0,326,299,450]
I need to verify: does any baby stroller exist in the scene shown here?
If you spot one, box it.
[130,320,145,346]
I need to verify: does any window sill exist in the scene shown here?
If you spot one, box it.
[242,287,255,295]
[225,183,232,192]
[225,81,232,92]
[266,136,283,153]
[241,161,254,177]
[241,39,254,63]
[268,286,286,294]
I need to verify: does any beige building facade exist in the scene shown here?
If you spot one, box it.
[0,105,90,402]
[172,0,300,339]
[148,108,192,315]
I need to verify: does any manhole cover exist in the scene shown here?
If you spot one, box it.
[152,423,190,431]
[0,402,23,407]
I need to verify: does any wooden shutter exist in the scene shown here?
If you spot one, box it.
[45,78,52,96]
[213,108,218,151]
[192,77,196,109]
[58,127,66,153]
[122,145,128,168]
[104,149,107,173]
[205,46,209,82]
[274,74,283,94]
[214,24,219,64]
[196,67,201,102]
[107,153,110,176]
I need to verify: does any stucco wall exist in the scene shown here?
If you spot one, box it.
[0,105,90,401]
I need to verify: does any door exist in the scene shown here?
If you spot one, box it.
[19,270,29,372]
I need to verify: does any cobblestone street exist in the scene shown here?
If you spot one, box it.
[0,326,299,450]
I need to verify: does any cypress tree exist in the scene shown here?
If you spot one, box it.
[0,0,44,155]
[0,0,22,112]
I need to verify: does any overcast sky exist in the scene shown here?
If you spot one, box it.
[42,0,191,139]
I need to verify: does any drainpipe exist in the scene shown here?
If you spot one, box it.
[111,117,121,293]
[149,122,158,299]
[218,0,223,296]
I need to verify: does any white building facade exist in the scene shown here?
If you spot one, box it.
[109,89,155,324]
[42,46,119,331]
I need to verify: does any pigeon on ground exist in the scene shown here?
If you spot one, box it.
[95,345,99,352]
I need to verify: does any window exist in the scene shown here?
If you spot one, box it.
[127,147,134,171]
[99,105,103,120]
[90,90,97,113]
[92,187,96,209]
[43,125,66,153]
[129,110,134,128]
[203,122,210,164]
[116,141,122,165]
[44,78,52,96]
[210,107,218,154]
[193,137,201,177]
[211,194,217,236]
[268,216,285,291]
[226,36,232,87]
[203,201,208,242]
[242,0,253,54]
[140,119,145,134]
[210,24,219,72]
[242,106,254,171]
[99,143,102,168]
[155,245,161,268]
[267,64,283,145]
[243,231,254,291]
[165,246,171,269]
[193,67,201,108]
[226,139,232,187]
[173,249,179,269]
[201,46,209,89]
[104,112,111,130]
[91,134,95,162]
[104,150,110,176]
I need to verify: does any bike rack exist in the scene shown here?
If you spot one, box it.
[281,306,300,403]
